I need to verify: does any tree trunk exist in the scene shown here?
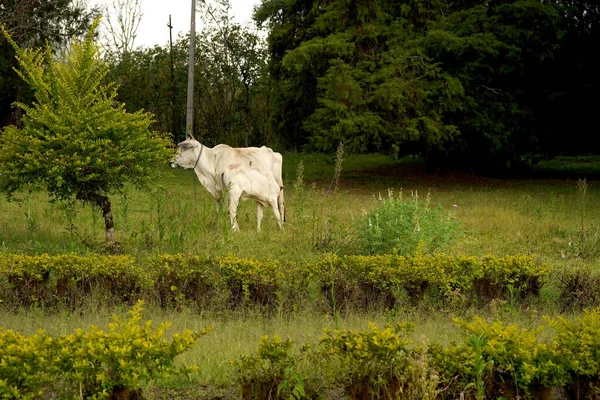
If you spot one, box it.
[79,192,116,248]
[97,194,116,247]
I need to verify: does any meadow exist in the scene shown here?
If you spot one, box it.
[1,153,600,399]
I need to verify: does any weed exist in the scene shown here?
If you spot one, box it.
[293,160,307,227]
[23,199,39,234]
[355,189,462,256]
[465,334,488,400]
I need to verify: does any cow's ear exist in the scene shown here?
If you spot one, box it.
[186,133,195,141]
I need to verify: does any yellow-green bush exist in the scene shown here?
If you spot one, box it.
[429,317,566,399]
[232,335,310,400]
[317,323,418,399]
[0,252,550,312]
[0,253,150,308]
[547,307,600,398]
[477,255,550,301]
[0,329,55,399]
[0,302,206,399]
[316,254,537,310]
[148,254,225,310]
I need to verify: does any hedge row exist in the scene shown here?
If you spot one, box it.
[0,302,206,400]
[0,253,551,311]
[234,308,600,399]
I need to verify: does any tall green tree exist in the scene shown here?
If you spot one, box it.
[0,20,171,247]
[256,0,594,172]
[422,0,564,170]
[255,0,321,149]
[256,0,462,155]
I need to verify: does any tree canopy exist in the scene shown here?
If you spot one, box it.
[254,0,599,171]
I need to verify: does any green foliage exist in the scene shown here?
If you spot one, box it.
[477,254,550,301]
[232,335,308,399]
[0,302,205,399]
[465,334,488,400]
[422,0,565,170]
[318,323,416,399]
[355,189,462,256]
[234,324,439,400]
[0,329,55,399]
[253,0,599,171]
[107,9,272,147]
[0,20,171,201]
[0,253,151,308]
[429,316,566,399]
[8,304,600,398]
[548,307,600,398]
[53,301,205,399]
[0,0,100,128]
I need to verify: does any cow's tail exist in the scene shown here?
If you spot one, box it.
[220,171,227,196]
[278,186,286,222]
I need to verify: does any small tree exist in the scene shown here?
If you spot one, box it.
[0,19,172,248]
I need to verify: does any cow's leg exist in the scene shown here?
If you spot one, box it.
[228,190,241,232]
[278,188,286,223]
[270,201,283,230]
[256,203,263,232]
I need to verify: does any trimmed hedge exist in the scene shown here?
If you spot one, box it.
[0,253,549,311]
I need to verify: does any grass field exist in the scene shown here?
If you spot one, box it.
[1,153,600,398]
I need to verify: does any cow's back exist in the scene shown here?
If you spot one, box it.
[213,145,283,186]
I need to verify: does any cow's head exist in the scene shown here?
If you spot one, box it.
[170,133,200,169]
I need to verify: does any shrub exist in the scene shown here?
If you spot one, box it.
[0,302,206,399]
[54,301,204,399]
[0,253,150,309]
[477,255,550,302]
[316,322,433,399]
[355,189,462,256]
[547,307,600,399]
[232,335,311,399]
[148,254,226,311]
[557,265,600,310]
[429,316,566,399]
[0,252,550,311]
[0,329,55,399]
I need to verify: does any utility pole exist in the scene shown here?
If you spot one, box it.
[167,14,177,143]
[185,0,196,138]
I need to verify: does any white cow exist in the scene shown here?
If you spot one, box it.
[221,163,283,232]
[170,134,286,225]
